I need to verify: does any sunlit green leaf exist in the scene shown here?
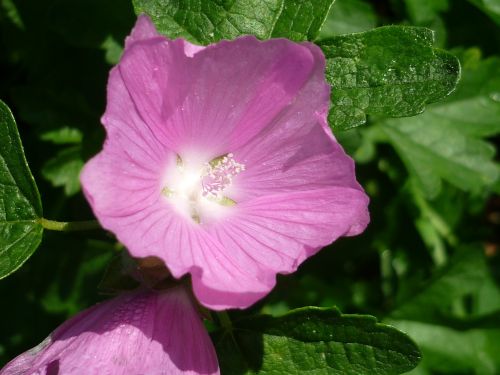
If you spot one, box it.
[320,26,460,130]
[377,53,500,197]
[0,100,43,279]
[214,307,421,374]
[271,0,334,41]
[133,0,335,43]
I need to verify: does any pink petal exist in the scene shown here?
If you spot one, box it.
[102,188,368,311]
[118,38,193,137]
[90,209,273,310]
[195,187,369,309]
[126,14,204,56]
[0,288,219,375]
[81,64,172,221]
[160,36,319,157]
[125,13,161,47]
[231,43,360,201]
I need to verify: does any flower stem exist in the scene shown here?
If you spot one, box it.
[38,218,101,232]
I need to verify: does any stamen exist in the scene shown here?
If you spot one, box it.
[202,153,245,199]
[162,153,244,223]
[217,196,237,207]
[161,187,175,198]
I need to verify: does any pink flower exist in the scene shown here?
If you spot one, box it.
[0,287,219,375]
[81,15,369,310]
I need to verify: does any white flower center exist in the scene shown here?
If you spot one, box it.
[162,153,244,223]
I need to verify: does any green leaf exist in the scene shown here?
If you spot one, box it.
[214,307,421,374]
[40,127,83,145]
[387,245,500,373]
[132,0,335,44]
[377,53,500,198]
[41,146,84,196]
[438,50,500,137]
[271,0,334,41]
[132,0,282,44]
[41,239,114,316]
[318,0,376,38]
[386,319,500,374]
[404,0,449,24]
[319,26,460,130]
[468,0,500,25]
[1,0,24,29]
[101,35,124,65]
[0,100,43,279]
[391,247,488,322]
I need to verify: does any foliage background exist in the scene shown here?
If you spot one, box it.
[0,0,499,373]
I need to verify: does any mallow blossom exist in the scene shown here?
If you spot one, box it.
[81,15,370,310]
[0,287,219,375]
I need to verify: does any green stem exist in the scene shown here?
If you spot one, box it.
[38,218,101,232]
